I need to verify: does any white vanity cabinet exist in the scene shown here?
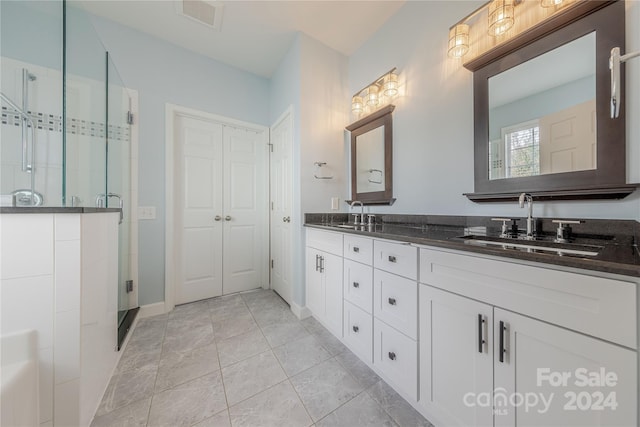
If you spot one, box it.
[305,228,344,337]
[419,247,638,427]
[372,240,419,400]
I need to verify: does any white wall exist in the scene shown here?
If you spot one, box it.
[348,1,640,221]
[88,14,270,305]
[269,33,349,307]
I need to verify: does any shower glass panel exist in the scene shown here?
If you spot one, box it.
[64,5,107,207]
[1,1,63,206]
[106,52,137,339]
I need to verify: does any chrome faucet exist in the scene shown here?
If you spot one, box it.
[518,192,535,240]
[350,200,365,225]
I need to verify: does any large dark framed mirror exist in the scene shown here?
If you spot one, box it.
[346,105,395,205]
[465,0,636,202]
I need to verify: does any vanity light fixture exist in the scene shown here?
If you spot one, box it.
[540,0,572,8]
[448,24,470,58]
[351,96,364,115]
[366,85,380,107]
[351,68,399,117]
[488,0,515,36]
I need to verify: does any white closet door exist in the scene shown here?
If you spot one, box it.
[177,115,224,304]
[222,126,268,294]
[269,112,293,304]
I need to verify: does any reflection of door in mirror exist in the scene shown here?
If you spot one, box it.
[488,32,596,180]
[356,126,385,194]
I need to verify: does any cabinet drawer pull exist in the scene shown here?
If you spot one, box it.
[478,314,486,353]
[388,351,396,361]
[353,282,360,288]
[499,321,507,363]
[352,325,359,333]
[388,255,397,263]
[353,247,360,253]
[388,297,397,305]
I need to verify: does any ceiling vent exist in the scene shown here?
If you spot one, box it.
[175,0,224,30]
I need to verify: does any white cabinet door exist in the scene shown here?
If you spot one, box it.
[419,285,494,427]
[323,252,343,337]
[494,308,637,427]
[344,300,373,363]
[374,269,418,340]
[374,318,418,401]
[344,259,373,313]
[305,247,343,337]
[305,248,323,318]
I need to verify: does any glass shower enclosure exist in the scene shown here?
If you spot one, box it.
[1,0,138,348]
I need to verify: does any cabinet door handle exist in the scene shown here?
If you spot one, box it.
[388,351,396,361]
[353,282,360,288]
[315,254,320,272]
[319,256,325,273]
[352,325,359,333]
[225,215,232,221]
[214,215,222,221]
[388,255,397,263]
[388,297,397,306]
[478,314,486,353]
[499,321,507,363]
[353,247,360,253]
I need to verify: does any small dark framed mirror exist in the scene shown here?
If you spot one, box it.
[465,0,635,202]
[346,105,395,205]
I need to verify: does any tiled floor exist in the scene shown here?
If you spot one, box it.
[91,289,433,427]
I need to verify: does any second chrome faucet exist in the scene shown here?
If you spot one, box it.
[518,192,535,240]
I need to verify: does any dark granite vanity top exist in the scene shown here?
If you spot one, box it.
[305,213,640,279]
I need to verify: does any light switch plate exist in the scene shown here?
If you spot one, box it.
[331,197,339,210]
[138,206,156,220]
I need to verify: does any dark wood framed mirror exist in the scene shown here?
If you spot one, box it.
[465,0,636,202]
[346,105,395,205]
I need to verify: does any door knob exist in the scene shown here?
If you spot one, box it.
[225,215,231,221]
[214,215,222,221]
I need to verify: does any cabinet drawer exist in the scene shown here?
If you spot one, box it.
[374,240,417,280]
[344,260,373,313]
[306,228,343,256]
[344,235,373,265]
[374,269,418,340]
[420,248,637,349]
[374,318,418,401]
[344,301,373,363]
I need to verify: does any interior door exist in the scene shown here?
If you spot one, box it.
[177,115,224,304]
[539,99,596,174]
[222,126,268,294]
[269,111,293,304]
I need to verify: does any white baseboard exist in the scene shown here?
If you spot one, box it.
[138,302,168,318]
[290,301,312,320]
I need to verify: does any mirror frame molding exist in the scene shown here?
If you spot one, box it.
[465,0,636,202]
[346,104,395,205]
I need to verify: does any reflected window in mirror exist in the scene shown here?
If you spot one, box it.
[488,32,596,181]
[346,105,395,205]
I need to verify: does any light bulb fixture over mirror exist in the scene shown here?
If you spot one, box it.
[540,0,573,8]
[351,68,400,118]
[448,24,470,58]
[488,0,515,36]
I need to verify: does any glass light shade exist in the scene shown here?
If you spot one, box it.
[352,95,363,114]
[488,0,515,36]
[383,72,399,97]
[540,0,572,7]
[366,85,379,107]
[448,24,470,58]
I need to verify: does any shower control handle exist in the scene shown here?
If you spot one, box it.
[214,216,222,221]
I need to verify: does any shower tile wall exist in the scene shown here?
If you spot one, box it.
[1,57,63,205]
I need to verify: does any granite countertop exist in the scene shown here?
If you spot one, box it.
[304,214,640,279]
[0,207,122,214]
